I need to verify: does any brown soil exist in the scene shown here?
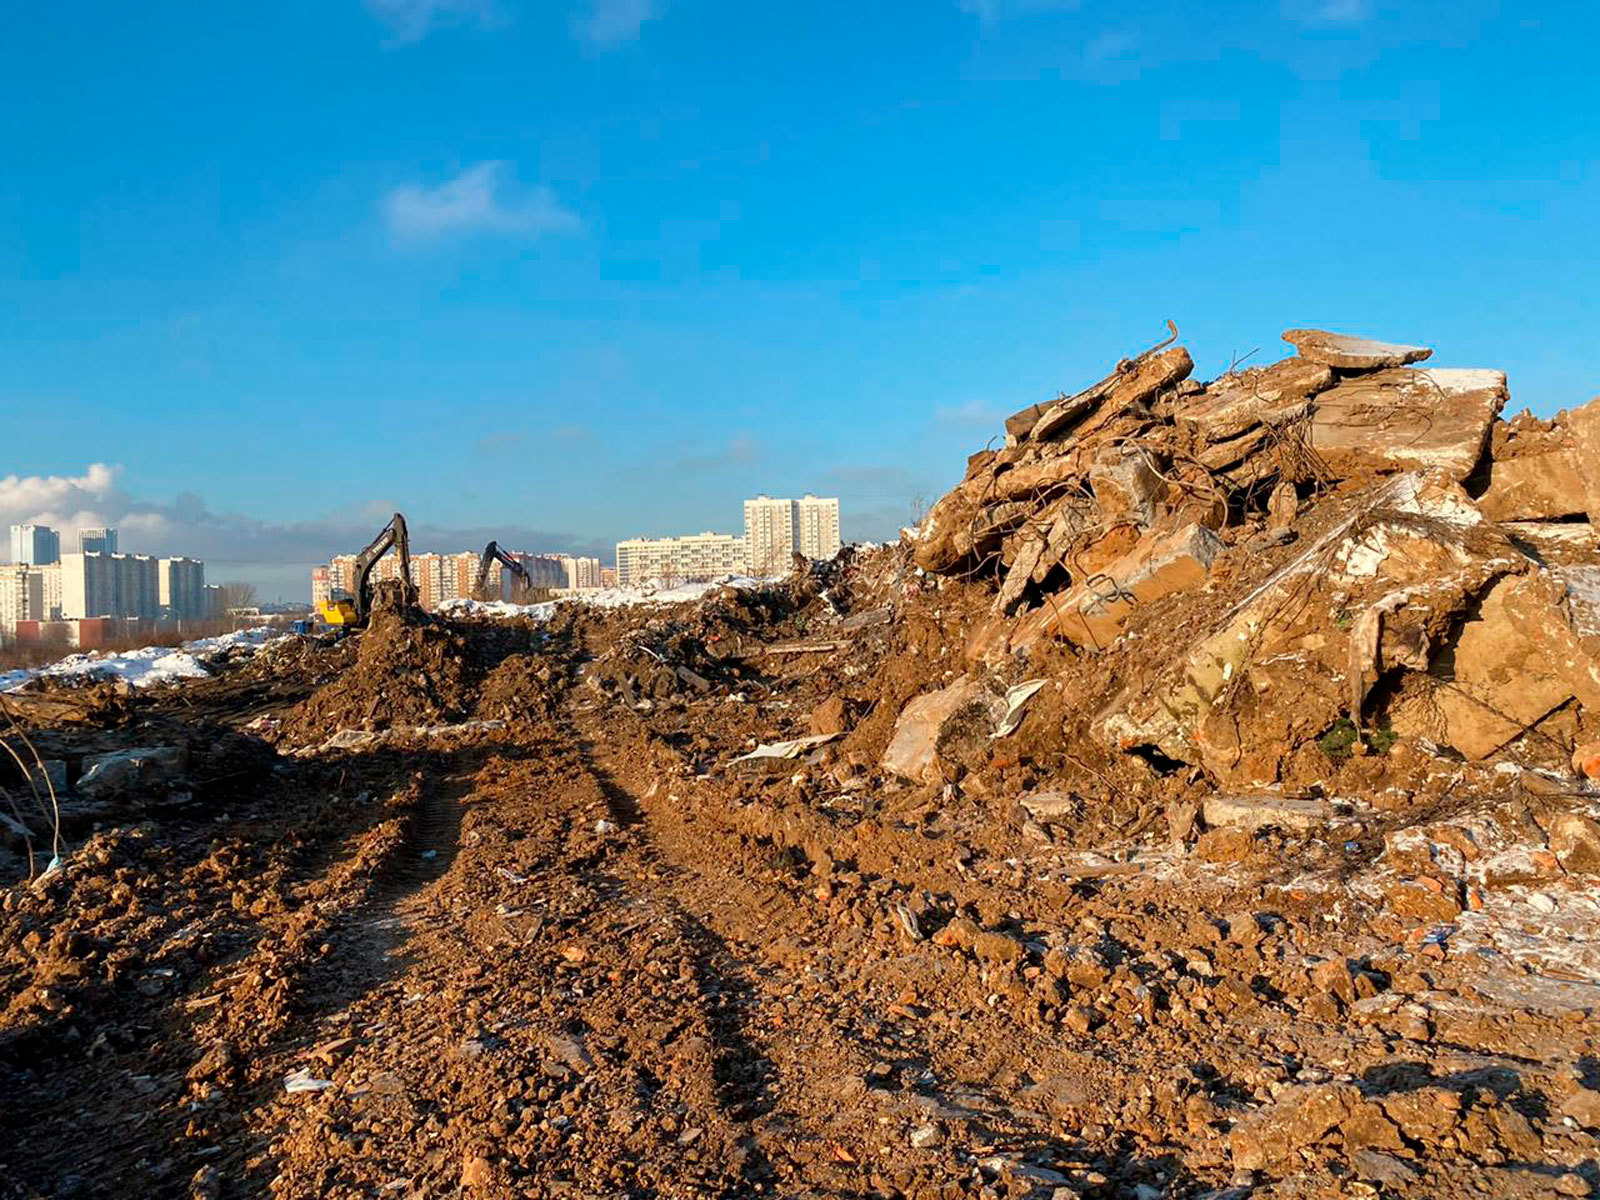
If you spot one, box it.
[1,557,1597,1199]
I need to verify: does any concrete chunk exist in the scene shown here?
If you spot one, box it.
[1177,358,1333,444]
[1479,447,1588,520]
[1203,793,1333,834]
[1015,523,1225,651]
[1033,345,1193,441]
[1435,571,1600,759]
[1283,328,1433,370]
[882,679,1008,783]
[1308,368,1505,481]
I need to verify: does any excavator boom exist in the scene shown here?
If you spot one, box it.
[319,512,414,627]
[475,541,545,604]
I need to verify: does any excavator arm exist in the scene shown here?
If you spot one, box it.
[475,541,547,603]
[320,512,414,627]
[475,541,528,602]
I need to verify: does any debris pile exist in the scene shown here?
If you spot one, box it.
[5,327,1600,1200]
[912,323,1600,786]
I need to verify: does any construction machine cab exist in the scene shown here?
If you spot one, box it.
[318,512,415,628]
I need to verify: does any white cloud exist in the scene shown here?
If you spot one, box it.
[365,0,499,44]
[572,0,661,46]
[959,0,1080,22]
[383,162,583,242]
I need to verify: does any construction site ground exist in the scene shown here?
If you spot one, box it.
[2,554,1597,1200]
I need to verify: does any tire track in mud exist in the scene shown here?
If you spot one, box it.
[558,691,1129,1195]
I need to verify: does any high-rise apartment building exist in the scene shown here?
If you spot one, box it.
[743,496,797,577]
[559,555,603,590]
[158,557,207,620]
[60,552,162,620]
[78,527,118,555]
[310,566,331,612]
[795,494,842,560]
[33,564,61,621]
[615,533,747,588]
[742,494,842,574]
[8,524,61,566]
[0,566,45,636]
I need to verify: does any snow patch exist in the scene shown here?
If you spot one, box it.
[440,575,777,621]
[0,627,283,693]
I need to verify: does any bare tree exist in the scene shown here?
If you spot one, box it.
[217,581,259,612]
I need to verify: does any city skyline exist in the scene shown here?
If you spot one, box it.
[2,522,217,639]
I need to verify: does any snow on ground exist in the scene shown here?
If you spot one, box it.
[0,627,284,693]
[440,576,772,621]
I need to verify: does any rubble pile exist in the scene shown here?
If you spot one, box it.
[277,582,490,740]
[5,328,1600,1199]
[912,324,1600,785]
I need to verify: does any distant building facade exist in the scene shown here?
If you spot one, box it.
[795,494,842,560]
[560,555,604,590]
[742,494,842,575]
[743,495,796,576]
[8,524,61,566]
[60,552,161,620]
[158,557,207,620]
[310,565,331,612]
[0,566,45,637]
[78,527,118,555]
[615,533,747,588]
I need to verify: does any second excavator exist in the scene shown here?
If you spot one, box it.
[473,541,550,604]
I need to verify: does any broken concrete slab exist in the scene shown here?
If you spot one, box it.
[1032,345,1194,442]
[1176,358,1333,445]
[1563,397,1600,525]
[1018,790,1080,821]
[1307,368,1506,481]
[1099,471,1525,785]
[1202,793,1333,834]
[1547,812,1600,875]
[1433,571,1600,759]
[1013,522,1225,652]
[1502,521,1600,565]
[1088,444,1165,528]
[882,679,1008,784]
[1478,446,1588,521]
[1282,328,1433,371]
[77,745,188,798]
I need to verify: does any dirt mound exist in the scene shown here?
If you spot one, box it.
[279,585,480,740]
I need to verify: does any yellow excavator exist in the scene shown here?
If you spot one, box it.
[319,513,415,628]
[473,541,550,604]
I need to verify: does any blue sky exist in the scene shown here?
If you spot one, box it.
[2,0,1596,597]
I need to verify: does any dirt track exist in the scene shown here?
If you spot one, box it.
[3,572,1599,1199]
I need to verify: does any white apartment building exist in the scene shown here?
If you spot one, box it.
[743,496,797,577]
[560,555,603,590]
[158,557,207,620]
[8,524,61,565]
[796,494,842,560]
[743,494,842,575]
[35,564,61,620]
[60,552,161,620]
[0,566,45,636]
[615,533,747,588]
